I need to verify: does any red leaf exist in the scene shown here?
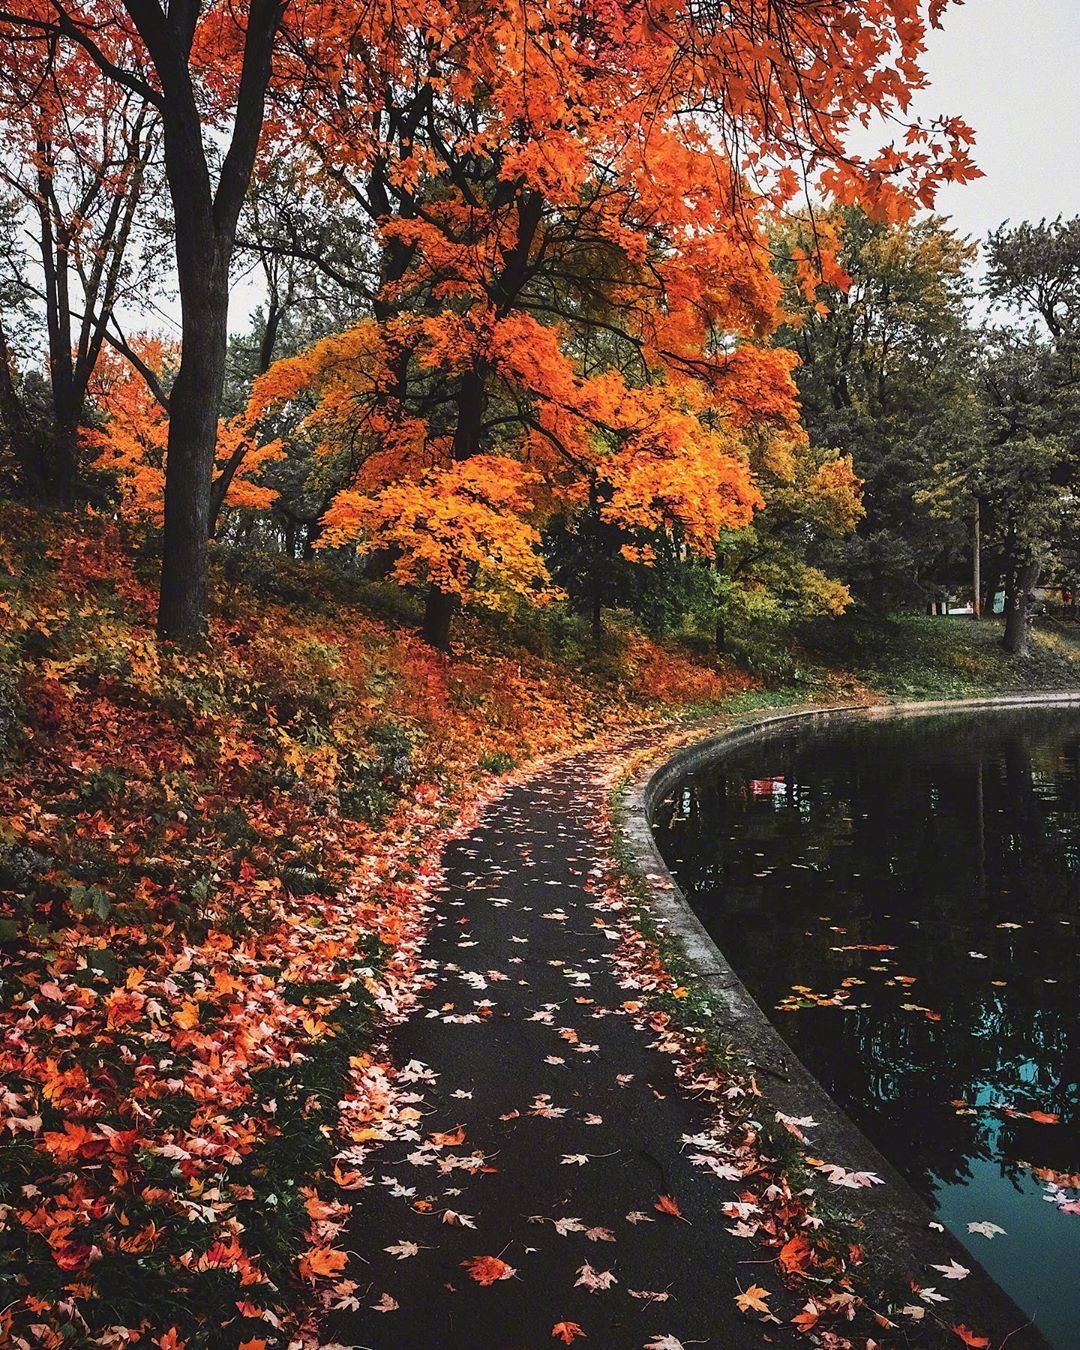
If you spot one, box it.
[461,1255,516,1285]
[953,1326,990,1348]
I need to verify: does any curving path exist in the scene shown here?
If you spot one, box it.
[327,729,1044,1350]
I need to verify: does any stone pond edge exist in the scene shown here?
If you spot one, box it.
[616,691,1080,1349]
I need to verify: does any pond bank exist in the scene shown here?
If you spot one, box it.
[618,693,1080,1350]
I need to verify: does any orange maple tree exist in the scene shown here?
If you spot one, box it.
[245,0,979,645]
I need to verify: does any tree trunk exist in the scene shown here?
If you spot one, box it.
[420,368,486,647]
[422,586,457,650]
[48,417,79,509]
[589,476,603,643]
[972,499,981,619]
[1003,557,1040,656]
[157,250,230,642]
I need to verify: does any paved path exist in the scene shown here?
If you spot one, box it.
[328,738,802,1350]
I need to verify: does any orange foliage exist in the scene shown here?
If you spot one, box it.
[0,510,754,1345]
[243,0,977,623]
[86,339,285,525]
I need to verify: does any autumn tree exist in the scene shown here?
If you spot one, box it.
[252,0,978,648]
[0,29,160,504]
[0,0,297,640]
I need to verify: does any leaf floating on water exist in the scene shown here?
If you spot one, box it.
[966,1221,1006,1239]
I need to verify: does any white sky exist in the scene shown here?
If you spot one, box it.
[910,0,1080,242]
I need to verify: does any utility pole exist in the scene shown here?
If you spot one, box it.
[973,498,982,619]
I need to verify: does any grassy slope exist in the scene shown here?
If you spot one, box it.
[800,611,1080,701]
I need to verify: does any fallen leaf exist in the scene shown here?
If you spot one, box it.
[430,1125,467,1146]
[791,1301,821,1332]
[575,1262,617,1292]
[551,1323,586,1344]
[930,1260,970,1280]
[952,1325,990,1347]
[778,1233,813,1275]
[299,1246,348,1280]
[734,1284,771,1314]
[461,1255,516,1286]
[384,1240,420,1260]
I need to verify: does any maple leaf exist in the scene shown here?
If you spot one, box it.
[371,1293,400,1312]
[238,1341,268,1350]
[653,1194,686,1220]
[792,1301,821,1332]
[575,1262,617,1292]
[931,1260,970,1280]
[644,1337,687,1350]
[816,1162,884,1188]
[551,1322,586,1344]
[952,1326,990,1347]
[966,1221,1006,1239]
[734,1284,771,1314]
[461,1255,516,1285]
[430,1124,467,1145]
[299,1246,348,1280]
[384,1241,420,1260]
[173,1000,200,1030]
[778,1233,813,1275]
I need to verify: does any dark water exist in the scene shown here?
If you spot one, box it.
[652,709,1080,1348]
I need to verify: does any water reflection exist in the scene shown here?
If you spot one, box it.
[652,709,1080,1348]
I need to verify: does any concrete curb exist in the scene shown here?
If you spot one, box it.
[617,693,1080,1350]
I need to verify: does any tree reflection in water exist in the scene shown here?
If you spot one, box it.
[653,709,1080,1348]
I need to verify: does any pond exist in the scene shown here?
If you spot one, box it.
[651,708,1080,1349]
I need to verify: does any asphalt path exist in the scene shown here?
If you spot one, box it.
[328,740,800,1350]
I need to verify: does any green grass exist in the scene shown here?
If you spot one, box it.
[800,612,1080,700]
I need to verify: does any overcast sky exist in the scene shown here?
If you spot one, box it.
[909,0,1080,242]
